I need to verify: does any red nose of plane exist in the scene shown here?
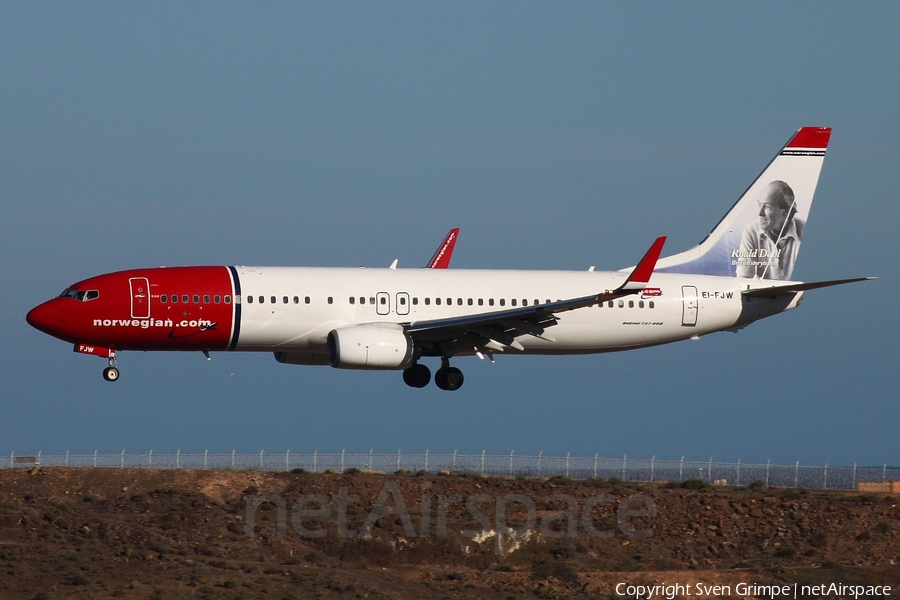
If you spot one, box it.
[26,300,68,340]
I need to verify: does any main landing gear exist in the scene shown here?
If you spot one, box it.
[402,357,464,391]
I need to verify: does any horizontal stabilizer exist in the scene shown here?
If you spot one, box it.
[742,277,875,298]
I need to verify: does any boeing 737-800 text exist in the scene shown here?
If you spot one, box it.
[27,127,871,390]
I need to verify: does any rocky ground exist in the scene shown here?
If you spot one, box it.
[0,467,897,599]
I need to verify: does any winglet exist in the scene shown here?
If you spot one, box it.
[622,236,666,290]
[426,228,460,268]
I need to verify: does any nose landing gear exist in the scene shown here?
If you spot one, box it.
[102,352,119,382]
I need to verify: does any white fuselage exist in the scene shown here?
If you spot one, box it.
[233,267,763,354]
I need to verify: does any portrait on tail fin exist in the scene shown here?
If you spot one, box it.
[735,180,804,280]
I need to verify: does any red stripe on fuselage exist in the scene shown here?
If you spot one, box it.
[29,267,235,351]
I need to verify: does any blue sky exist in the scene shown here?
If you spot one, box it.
[2,3,897,467]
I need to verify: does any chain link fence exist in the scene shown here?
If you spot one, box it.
[3,450,897,491]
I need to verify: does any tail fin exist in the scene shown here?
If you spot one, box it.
[654,127,831,280]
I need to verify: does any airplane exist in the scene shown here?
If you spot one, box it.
[27,127,872,390]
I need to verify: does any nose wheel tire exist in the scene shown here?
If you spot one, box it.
[103,366,120,382]
[434,366,464,391]
[402,363,431,388]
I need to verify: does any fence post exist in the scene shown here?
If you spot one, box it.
[94,450,98,468]
[766,459,770,487]
[313,449,317,473]
[231,449,236,470]
[397,449,402,472]
[452,449,457,470]
[621,454,626,481]
[852,463,857,489]
[823,463,828,489]
[120,450,125,468]
[566,452,571,478]
[9,452,12,469]
[285,449,290,471]
[794,461,799,488]
[259,450,264,470]
[148,450,152,468]
[368,449,373,471]
[884,464,887,483]
[65,450,69,468]
[707,457,712,483]
[736,458,740,486]
[37,451,42,466]
[204,450,208,470]
[508,450,513,476]
[650,455,655,482]
[481,450,485,476]
[679,456,684,481]
[538,451,543,477]
[176,449,180,469]
[425,449,429,472]
[341,449,345,472]
[593,453,598,479]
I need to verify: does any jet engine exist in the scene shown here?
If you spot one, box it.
[326,326,415,369]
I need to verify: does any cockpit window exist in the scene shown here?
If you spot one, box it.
[58,288,100,302]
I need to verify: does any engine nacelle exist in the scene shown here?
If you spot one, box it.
[326,326,415,370]
[273,351,329,366]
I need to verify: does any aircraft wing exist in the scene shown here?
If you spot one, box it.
[742,277,875,298]
[406,237,666,353]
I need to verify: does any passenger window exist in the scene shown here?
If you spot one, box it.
[283,296,288,304]
[271,296,276,304]
[400,297,406,305]
[380,297,386,305]
[293,296,299,304]
[359,297,365,304]
[305,296,310,304]
[649,300,655,309]
[446,298,452,306]
[436,298,441,305]
[349,297,355,304]
[225,296,232,304]
[534,299,539,306]
[511,299,517,307]
[192,295,199,303]
[412,298,418,305]
[171,295,178,304]
[639,300,644,308]
[259,296,264,304]
[204,295,210,304]
[182,295,189,303]
[161,295,168,303]
[247,296,253,304]
[214,295,221,304]
[425,298,431,305]
[628,300,634,308]
[478,298,483,306]
[489,299,494,306]
[457,298,462,306]
[500,299,506,306]
[618,300,624,308]
[607,300,613,308]
[467,298,473,306]
[327,297,333,304]
[369,297,375,305]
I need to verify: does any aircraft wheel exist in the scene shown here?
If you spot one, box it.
[434,367,464,391]
[103,366,120,382]
[402,363,431,388]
